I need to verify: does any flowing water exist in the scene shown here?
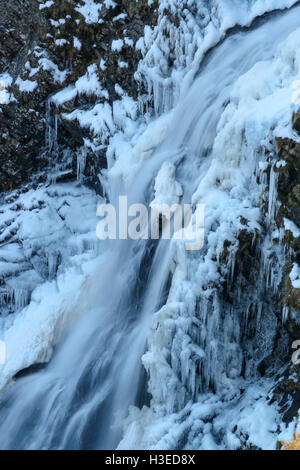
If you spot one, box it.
[0,5,299,449]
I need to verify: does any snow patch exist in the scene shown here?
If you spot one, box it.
[290,263,300,289]
[15,77,38,93]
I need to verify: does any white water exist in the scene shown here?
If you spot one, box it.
[0,5,300,449]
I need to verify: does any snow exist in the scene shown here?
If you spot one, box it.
[290,263,300,289]
[150,162,183,209]
[213,28,300,167]
[284,218,300,238]
[135,0,300,116]
[0,256,101,391]
[0,73,14,104]
[25,61,40,78]
[51,64,108,106]
[1,0,300,451]
[118,61,128,69]
[276,160,287,168]
[104,0,117,8]
[75,0,102,24]
[55,39,69,47]
[107,111,172,186]
[113,13,127,22]
[119,382,285,450]
[51,85,77,106]
[50,18,66,27]
[114,84,124,96]
[64,102,114,140]
[38,55,68,83]
[73,37,82,51]
[100,59,106,71]
[39,0,54,10]
[0,182,102,389]
[116,3,300,450]
[112,39,124,52]
[124,37,134,47]
[15,77,38,93]
[75,64,107,97]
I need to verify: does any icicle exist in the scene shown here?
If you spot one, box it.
[0,290,10,308]
[45,99,59,163]
[77,146,87,181]
[12,288,30,312]
[282,306,289,324]
[48,253,59,280]
[268,163,278,221]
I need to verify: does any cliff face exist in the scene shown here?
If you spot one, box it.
[0,0,158,317]
[0,0,157,193]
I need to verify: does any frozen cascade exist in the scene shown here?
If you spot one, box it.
[0,3,300,450]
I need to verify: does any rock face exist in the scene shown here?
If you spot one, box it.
[0,0,157,193]
[275,136,300,327]
[267,121,300,425]
[0,0,46,192]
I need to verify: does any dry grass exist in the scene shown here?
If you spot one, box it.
[282,432,300,450]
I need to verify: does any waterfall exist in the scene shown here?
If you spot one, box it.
[0,4,300,450]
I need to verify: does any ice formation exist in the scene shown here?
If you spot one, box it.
[0,0,300,451]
